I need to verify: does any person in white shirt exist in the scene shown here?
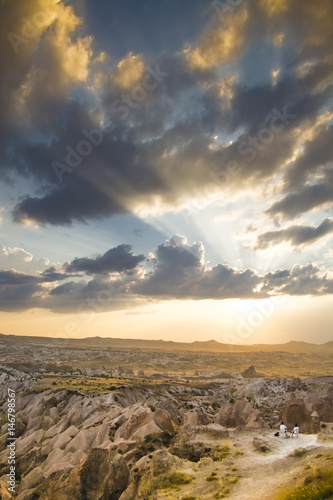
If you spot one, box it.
[280,421,287,437]
[292,424,299,437]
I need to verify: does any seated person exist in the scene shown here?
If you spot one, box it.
[292,424,299,437]
[280,422,287,437]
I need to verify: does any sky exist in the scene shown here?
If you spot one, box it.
[0,0,332,344]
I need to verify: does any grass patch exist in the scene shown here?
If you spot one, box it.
[228,476,239,484]
[158,472,194,489]
[21,375,136,396]
[233,446,244,457]
[138,471,195,498]
[290,448,307,458]
[211,444,230,461]
[206,472,218,482]
[279,465,333,500]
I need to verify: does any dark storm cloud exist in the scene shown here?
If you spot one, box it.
[263,269,290,286]
[0,0,331,226]
[282,125,333,188]
[0,235,332,312]
[64,244,145,274]
[46,274,146,313]
[0,283,44,311]
[266,180,333,220]
[0,270,41,285]
[9,66,328,226]
[13,183,126,226]
[0,269,72,285]
[256,218,333,249]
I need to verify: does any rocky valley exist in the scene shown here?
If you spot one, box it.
[0,334,333,499]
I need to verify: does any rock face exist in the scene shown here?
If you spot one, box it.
[242,366,259,378]
[114,407,153,441]
[279,398,320,433]
[196,423,229,439]
[243,379,268,399]
[114,407,173,441]
[151,449,176,476]
[153,408,174,433]
[253,437,271,452]
[80,449,129,500]
[0,479,12,499]
[182,423,229,440]
[215,401,268,429]
[182,408,209,426]
[304,389,333,422]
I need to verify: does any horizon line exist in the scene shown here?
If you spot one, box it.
[0,331,331,347]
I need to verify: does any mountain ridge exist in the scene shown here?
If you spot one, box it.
[0,332,332,353]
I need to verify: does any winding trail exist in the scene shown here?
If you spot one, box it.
[230,431,333,499]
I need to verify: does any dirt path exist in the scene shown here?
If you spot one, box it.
[154,432,333,499]
[230,431,333,499]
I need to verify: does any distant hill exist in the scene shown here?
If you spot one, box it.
[0,333,332,354]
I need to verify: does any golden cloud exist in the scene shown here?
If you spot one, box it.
[258,0,291,17]
[8,0,94,117]
[113,53,145,89]
[40,3,93,86]
[259,0,333,53]
[184,6,248,70]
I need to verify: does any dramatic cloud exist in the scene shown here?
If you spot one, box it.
[0,270,41,285]
[266,180,333,220]
[0,235,332,313]
[0,0,331,227]
[0,283,44,312]
[64,244,145,274]
[256,218,333,249]
[1,0,333,332]
[263,263,333,296]
[184,4,249,69]
[134,235,260,299]
[113,53,145,89]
